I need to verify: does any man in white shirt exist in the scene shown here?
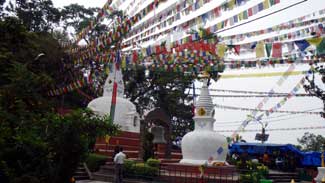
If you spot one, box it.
[114,147,126,183]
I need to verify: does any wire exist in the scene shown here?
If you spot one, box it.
[214,104,322,115]
[216,108,320,124]
[215,126,325,133]
[215,115,308,127]
[214,0,309,34]
[190,93,312,98]
[193,88,290,95]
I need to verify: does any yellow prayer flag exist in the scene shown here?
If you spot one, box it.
[228,0,235,10]
[239,12,244,21]
[217,22,222,30]
[222,143,228,149]
[307,37,323,46]
[122,56,126,69]
[263,0,270,9]
[105,135,111,144]
[141,48,146,56]
[256,42,265,58]
[199,29,204,38]
[217,44,226,58]
[105,67,110,75]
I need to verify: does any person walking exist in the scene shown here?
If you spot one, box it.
[114,147,126,183]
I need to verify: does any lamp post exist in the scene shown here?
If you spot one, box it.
[248,115,269,144]
[303,64,325,118]
[304,64,325,182]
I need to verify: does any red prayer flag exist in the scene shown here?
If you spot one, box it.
[234,45,241,55]
[272,43,282,58]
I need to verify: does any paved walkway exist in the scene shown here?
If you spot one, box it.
[76,180,110,183]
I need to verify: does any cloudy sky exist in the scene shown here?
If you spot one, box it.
[52,0,106,8]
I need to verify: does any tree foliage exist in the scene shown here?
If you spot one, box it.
[60,4,98,33]
[3,0,60,32]
[124,66,206,140]
[0,17,119,183]
[297,132,325,152]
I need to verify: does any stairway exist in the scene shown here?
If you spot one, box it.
[93,131,143,182]
[92,131,183,182]
[73,163,90,181]
[92,161,154,183]
[267,171,301,183]
[94,131,141,161]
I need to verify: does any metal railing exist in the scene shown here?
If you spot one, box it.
[157,164,240,183]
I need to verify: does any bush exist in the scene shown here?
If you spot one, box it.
[123,159,159,178]
[133,163,159,177]
[257,165,269,177]
[124,159,136,175]
[146,158,160,168]
[13,175,40,183]
[238,160,269,183]
[85,154,108,172]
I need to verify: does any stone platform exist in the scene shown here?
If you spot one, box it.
[159,163,239,183]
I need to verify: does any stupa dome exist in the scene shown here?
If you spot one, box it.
[87,65,140,133]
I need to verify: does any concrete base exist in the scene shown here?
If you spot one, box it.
[179,159,226,166]
[314,167,325,183]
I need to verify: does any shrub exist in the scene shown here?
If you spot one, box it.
[123,159,136,175]
[257,165,269,177]
[123,159,159,178]
[85,153,108,172]
[146,158,160,168]
[238,160,269,183]
[133,163,158,177]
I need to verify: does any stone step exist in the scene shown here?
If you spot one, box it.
[99,164,115,173]
[116,131,140,139]
[77,167,86,171]
[96,149,140,159]
[97,136,140,147]
[95,143,140,151]
[73,164,89,181]
[92,172,114,182]
[155,152,182,159]
[74,175,89,181]
[100,156,141,163]
[74,171,88,176]
[92,172,154,183]
[159,158,181,164]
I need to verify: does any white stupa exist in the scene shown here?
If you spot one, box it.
[87,65,140,133]
[180,73,228,165]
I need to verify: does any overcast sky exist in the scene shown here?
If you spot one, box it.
[52,0,106,8]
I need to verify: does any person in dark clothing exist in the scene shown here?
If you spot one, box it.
[113,145,120,159]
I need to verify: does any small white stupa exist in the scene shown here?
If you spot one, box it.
[87,65,140,133]
[180,72,228,165]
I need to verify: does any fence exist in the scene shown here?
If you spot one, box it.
[157,164,240,183]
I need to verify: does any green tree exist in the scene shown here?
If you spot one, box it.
[123,65,222,140]
[60,4,98,34]
[0,17,119,183]
[297,132,325,151]
[3,0,60,32]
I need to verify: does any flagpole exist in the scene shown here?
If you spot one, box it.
[109,51,119,123]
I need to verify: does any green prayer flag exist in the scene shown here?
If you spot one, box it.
[265,43,272,57]
[316,38,325,55]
